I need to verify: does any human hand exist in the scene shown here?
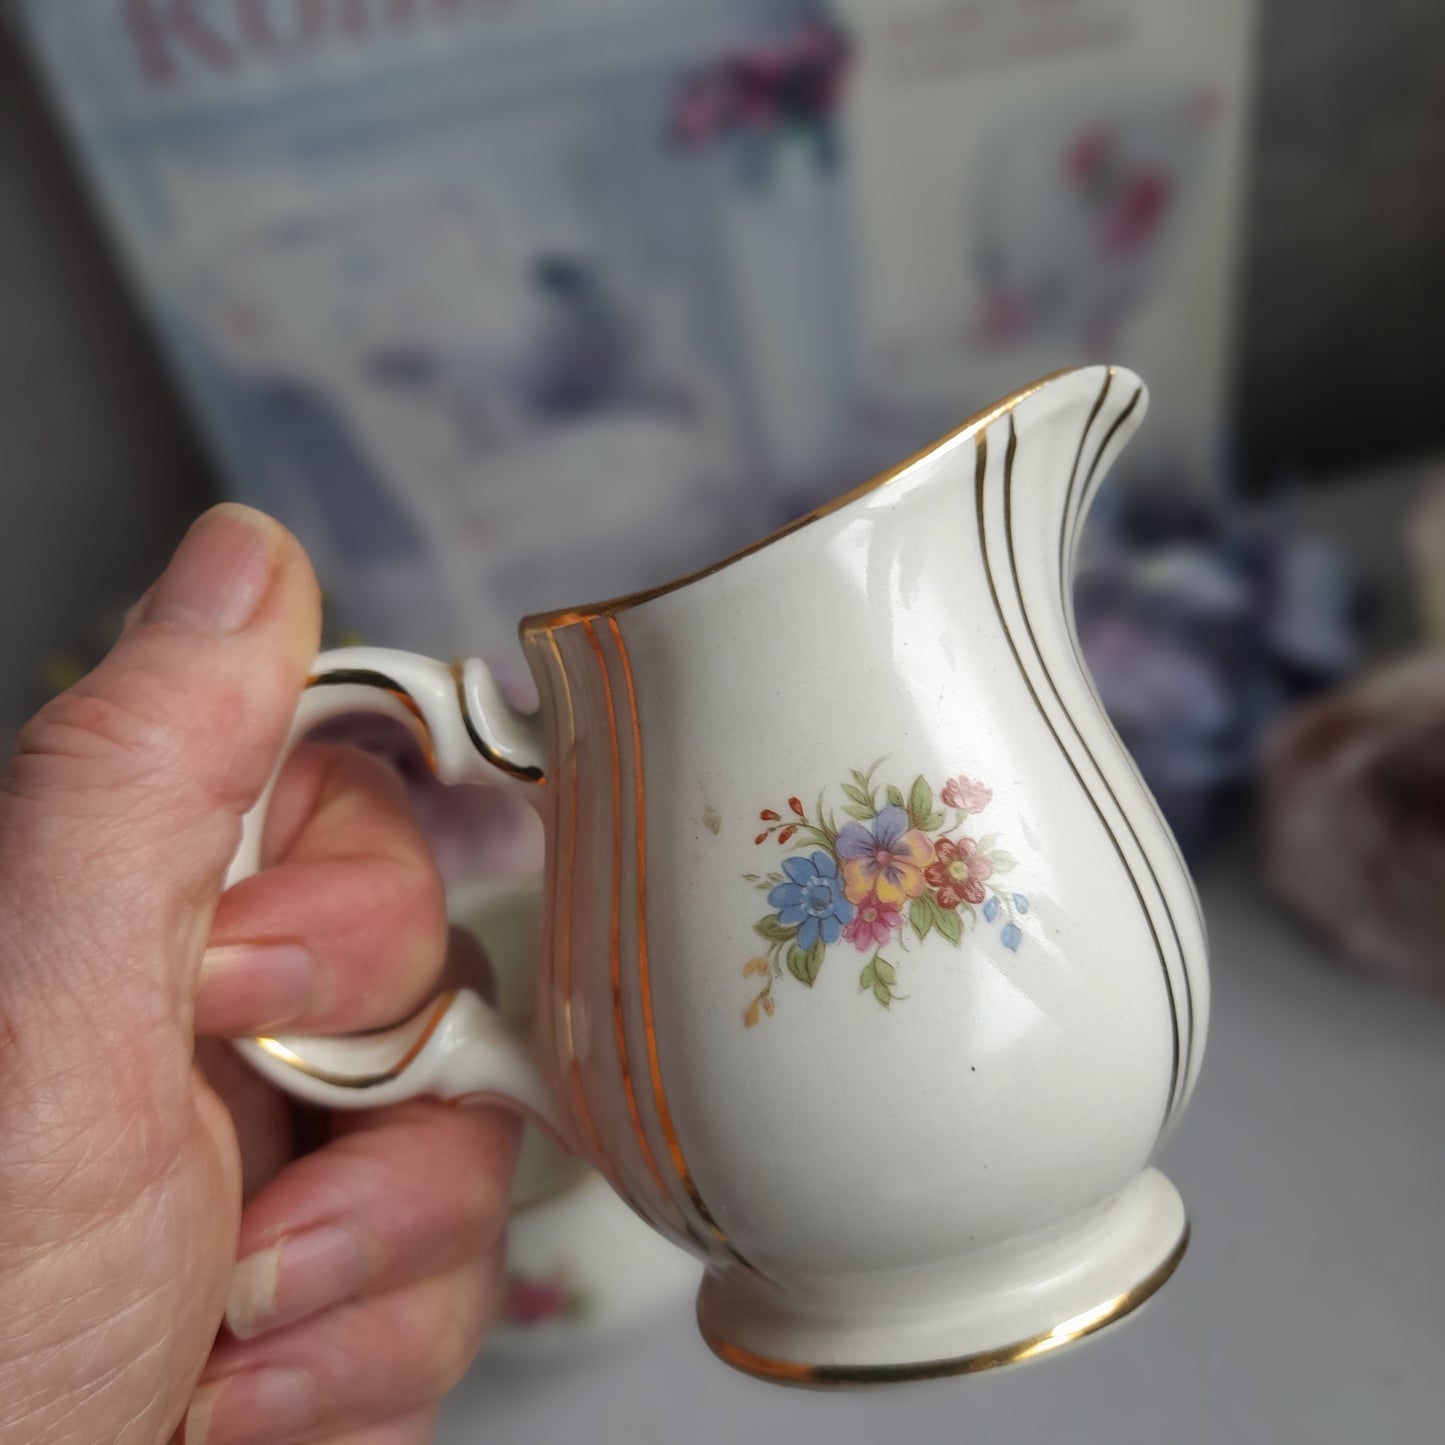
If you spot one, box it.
[0,506,521,1444]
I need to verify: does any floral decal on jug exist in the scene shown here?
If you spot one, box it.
[741,762,1029,1025]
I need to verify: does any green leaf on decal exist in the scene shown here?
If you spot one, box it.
[909,896,934,941]
[755,916,798,943]
[817,793,838,843]
[908,776,932,829]
[787,937,825,986]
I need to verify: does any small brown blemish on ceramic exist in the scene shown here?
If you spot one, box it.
[702,806,722,835]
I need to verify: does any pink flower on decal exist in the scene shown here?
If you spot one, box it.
[842,893,905,952]
[941,775,993,814]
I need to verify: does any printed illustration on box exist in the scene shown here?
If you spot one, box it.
[91,0,863,676]
[970,90,1219,354]
[668,7,860,500]
[167,156,751,675]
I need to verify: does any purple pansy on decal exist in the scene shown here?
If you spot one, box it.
[836,806,935,906]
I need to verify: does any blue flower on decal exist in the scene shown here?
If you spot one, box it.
[1001,922,1022,952]
[767,851,855,951]
[983,896,1000,923]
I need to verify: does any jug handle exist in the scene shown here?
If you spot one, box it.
[224,647,571,1141]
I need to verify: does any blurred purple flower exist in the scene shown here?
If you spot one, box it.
[1074,476,1365,850]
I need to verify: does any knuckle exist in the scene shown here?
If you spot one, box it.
[326,744,412,811]
[396,1274,487,1402]
[5,622,303,833]
[458,1163,510,1258]
[3,685,224,884]
[10,686,180,795]
[429,1303,482,1399]
[5,661,274,837]
[356,860,447,976]
[310,755,444,910]
[373,840,443,917]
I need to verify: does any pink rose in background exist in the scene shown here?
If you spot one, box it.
[673,84,723,146]
[503,1277,574,1327]
[842,893,904,952]
[1187,87,1223,124]
[942,775,993,814]
[669,15,851,162]
[1100,169,1172,256]
[1262,652,1445,996]
[1062,122,1113,184]
[981,287,1031,343]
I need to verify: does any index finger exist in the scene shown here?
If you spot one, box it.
[197,742,448,1037]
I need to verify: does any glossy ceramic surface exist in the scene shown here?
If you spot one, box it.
[447,878,701,1357]
[227,365,1208,1382]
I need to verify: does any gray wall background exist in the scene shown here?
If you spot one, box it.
[0,27,213,732]
[1235,0,1444,482]
[2,2,1443,731]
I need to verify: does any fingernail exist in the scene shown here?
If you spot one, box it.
[185,1367,315,1445]
[143,504,279,634]
[226,1225,374,1340]
[197,943,316,1035]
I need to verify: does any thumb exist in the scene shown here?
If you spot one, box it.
[0,503,320,1037]
[0,506,320,1445]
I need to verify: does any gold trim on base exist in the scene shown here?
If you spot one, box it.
[702,1223,1189,1388]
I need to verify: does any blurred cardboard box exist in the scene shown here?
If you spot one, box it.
[16,0,1253,696]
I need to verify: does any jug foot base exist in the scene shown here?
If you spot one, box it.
[697,1165,1187,1387]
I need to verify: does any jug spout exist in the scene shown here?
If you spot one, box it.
[957,364,1148,654]
[1043,364,1147,595]
[961,364,1147,593]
